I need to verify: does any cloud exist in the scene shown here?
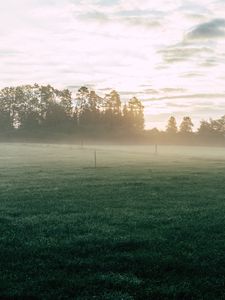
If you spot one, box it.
[199,57,219,67]
[77,11,109,23]
[159,44,213,63]
[181,72,203,78]
[122,17,161,28]
[149,93,225,101]
[95,0,120,6]
[187,18,225,40]
[158,17,225,69]
[0,49,22,57]
[161,88,187,93]
[76,8,162,28]
[185,13,208,21]
[143,88,159,94]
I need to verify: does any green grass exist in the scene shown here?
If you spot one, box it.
[1,143,225,299]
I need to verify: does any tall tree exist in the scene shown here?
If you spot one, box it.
[0,87,16,127]
[39,85,56,122]
[76,87,89,111]
[75,86,90,127]
[0,111,13,132]
[16,85,40,130]
[43,101,68,131]
[166,116,177,134]
[179,116,194,133]
[88,91,102,111]
[58,89,73,116]
[126,97,144,131]
[103,90,122,130]
[198,120,214,136]
[85,90,102,127]
[104,90,121,115]
[211,116,225,134]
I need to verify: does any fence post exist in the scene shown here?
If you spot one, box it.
[94,150,97,168]
[155,144,158,155]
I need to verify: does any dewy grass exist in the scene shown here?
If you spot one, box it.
[0,143,225,299]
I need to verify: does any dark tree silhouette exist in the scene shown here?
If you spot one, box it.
[102,90,122,130]
[125,97,144,131]
[198,116,225,137]
[179,116,194,133]
[0,110,13,131]
[1,83,225,145]
[166,116,178,134]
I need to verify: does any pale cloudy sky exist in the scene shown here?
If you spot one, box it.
[0,0,225,129]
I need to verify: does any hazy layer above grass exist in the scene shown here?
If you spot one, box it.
[0,143,225,299]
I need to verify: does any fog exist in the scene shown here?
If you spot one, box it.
[2,143,225,170]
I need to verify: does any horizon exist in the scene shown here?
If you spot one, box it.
[0,0,225,129]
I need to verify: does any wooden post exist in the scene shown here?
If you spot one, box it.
[94,150,97,168]
[155,144,158,155]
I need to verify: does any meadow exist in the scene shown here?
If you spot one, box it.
[1,143,225,299]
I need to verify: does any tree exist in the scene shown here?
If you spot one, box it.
[104,90,121,115]
[75,86,90,127]
[75,87,103,129]
[211,116,225,134]
[58,89,73,116]
[85,91,102,127]
[198,116,225,136]
[88,91,102,112]
[16,85,40,130]
[103,90,122,129]
[43,102,69,131]
[179,116,194,133]
[38,85,57,124]
[126,97,144,131]
[166,116,177,134]
[76,87,89,111]
[0,87,16,127]
[0,110,13,132]
[198,120,214,136]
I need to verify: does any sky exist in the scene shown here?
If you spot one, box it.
[0,0,225,129]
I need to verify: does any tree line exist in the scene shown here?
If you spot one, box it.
[0,84,144,139]
[0,84,224,144]
[165,115,225,137]
[148,115,225,145]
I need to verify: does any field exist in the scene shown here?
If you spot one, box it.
[1,143,225,299]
